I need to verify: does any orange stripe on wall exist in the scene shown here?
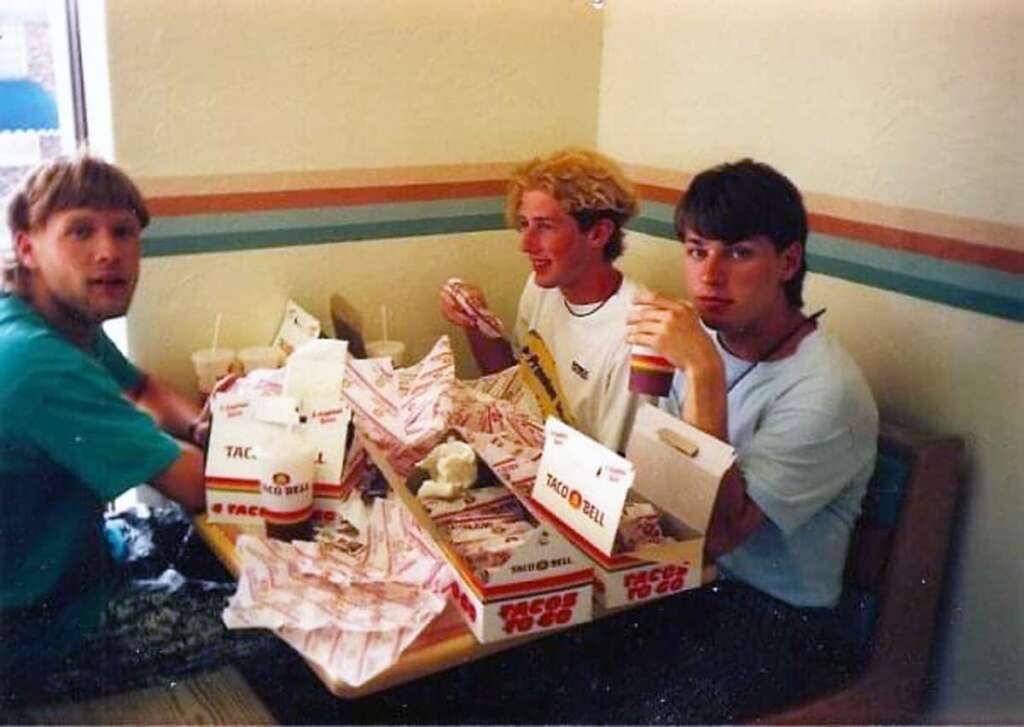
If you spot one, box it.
[810,213,1024,275]
[148,179,508,216]
[635,183,682,206]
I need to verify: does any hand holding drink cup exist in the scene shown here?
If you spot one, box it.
[626,289,714,394]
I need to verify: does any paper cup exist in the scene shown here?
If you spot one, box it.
[365,339,406,367]
[238,345,283,374]
[190,348,236,395]
[257,435,315,542]
[629,345,674,397]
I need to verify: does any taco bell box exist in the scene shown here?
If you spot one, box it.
[204,392,351,525]
[365,437,594,645]
[528,408,734,609]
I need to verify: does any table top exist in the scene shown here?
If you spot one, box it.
[195,512,715,700]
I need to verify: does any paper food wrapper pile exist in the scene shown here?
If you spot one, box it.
[223,498,452,688]
[342,335,545,479]
[216,335,556,675]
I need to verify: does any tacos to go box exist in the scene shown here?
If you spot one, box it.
[204,392,352,525]
[527,407,735,609]
[365,436,594,645]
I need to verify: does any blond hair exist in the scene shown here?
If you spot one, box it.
[505,148,639,261]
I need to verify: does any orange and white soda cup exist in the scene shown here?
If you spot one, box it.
[628,344,674,397]
[256,431,315,541]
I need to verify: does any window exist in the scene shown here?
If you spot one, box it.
[1,0,83,249]
[0,0,127,354]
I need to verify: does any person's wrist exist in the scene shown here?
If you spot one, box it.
[684,351,725,386]
[187,418,201,445]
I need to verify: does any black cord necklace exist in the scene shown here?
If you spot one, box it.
[565,284,618,319]
[562,292,614,318]
[723,308,826,393]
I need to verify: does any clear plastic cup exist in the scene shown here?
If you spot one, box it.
[190,348,236,395]
[365,339,406,367]
[238,345,283,374]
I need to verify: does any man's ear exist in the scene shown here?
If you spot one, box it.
[13,231,38,270]
[779,242,803,281]
[585,218,615,251]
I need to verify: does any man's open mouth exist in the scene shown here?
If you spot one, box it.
[89,276,128,290]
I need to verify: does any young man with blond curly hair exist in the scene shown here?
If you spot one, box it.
[440,147,645,451]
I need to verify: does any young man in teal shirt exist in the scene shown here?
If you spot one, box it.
[0,155,263,704]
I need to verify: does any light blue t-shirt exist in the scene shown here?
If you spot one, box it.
[0,295,180,669]
[666,328,878,608]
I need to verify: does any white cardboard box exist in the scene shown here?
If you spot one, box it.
[366,438,594,644]
[528,410,734,609]
[204,392,352,526]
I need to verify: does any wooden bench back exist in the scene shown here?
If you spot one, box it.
[763,423,964,724]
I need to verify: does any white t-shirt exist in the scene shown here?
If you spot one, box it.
[515,273,647,452]
[666,327,878,608]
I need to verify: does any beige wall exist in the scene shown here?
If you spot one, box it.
[87,0,602,387]
[598,2,1023,721]
[132,232,529,393]
[99,0,602,175]
[598,0,1024,227]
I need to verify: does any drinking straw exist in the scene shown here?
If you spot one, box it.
[211,313,223,351]
[381,304,389,341]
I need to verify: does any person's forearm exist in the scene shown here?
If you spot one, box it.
[150,442,206,512]
[681,360,728,440]
[133,375,202,441]
[466,328,517,375]
[704,465,764,559]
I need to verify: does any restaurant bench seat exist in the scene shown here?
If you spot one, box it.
[758,422,964,724]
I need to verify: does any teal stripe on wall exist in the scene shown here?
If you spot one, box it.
[143,213,505,257]
[810,234,1020,301]
[146,197,504,238]
[806,253,1022,321]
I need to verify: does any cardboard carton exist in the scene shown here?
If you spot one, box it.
[527,409,734,609]
[365,437,594,644]
[204,392,352,525]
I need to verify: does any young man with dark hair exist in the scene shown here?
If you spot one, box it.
[616,158,877,718]
[629,159,877,606]
[440,147,646,451]
[0,155,271,705]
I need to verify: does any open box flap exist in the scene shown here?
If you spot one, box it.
[625,404,736,535]
[532,418,634,557]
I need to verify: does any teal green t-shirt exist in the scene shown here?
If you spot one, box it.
[0,295,180,663]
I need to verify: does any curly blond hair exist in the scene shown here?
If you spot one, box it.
[506,148,639,261]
